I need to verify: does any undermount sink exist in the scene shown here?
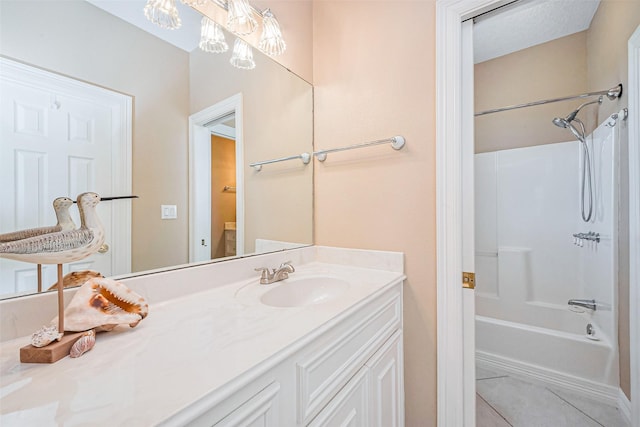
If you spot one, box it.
[260,276,350,308]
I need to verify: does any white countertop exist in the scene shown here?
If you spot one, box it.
[0,261,403,426]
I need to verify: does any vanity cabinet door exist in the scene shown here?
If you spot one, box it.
[365,330,404,427]
[213,382,280,427]
[307,367,370,427]
[295,289,402,424]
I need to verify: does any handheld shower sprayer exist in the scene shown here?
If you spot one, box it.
[551,97,605,223]
[552,97,603,136]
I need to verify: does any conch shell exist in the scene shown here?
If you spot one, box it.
[70,330,96,358]
[53,277,148,332]
[46,270,104,291]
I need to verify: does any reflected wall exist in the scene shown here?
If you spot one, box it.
[0,0,313,293]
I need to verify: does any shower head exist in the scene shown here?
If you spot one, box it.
[552,117,569,128]
[552,97,602,141]
[552,116,586,142]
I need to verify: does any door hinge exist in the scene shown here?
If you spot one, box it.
[462,272,475,289]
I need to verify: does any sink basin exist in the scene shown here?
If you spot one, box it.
[260,276,350,308]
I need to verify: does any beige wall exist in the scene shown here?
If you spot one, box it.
[211,135,237,259]
[313,1,437,424]
[0,0,190,272]
[1,0,315,273]
[475,31,588,153]
[189,46,313,254]
[587,0,640,400]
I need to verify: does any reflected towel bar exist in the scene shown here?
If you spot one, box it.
[313,136,406,162]
[250,152,311,171]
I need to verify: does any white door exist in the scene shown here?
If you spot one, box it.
[0,58,131,296]
[461,19,477,426]
[191,124,212,263]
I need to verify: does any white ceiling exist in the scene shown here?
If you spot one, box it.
[473,0,601,64]
[86,0,202,52]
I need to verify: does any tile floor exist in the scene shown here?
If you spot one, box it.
[476,366,630,427]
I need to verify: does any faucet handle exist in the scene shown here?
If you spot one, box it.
[255,267,273,282]
[279,261,295,272]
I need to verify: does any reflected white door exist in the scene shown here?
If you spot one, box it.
[191,124,212,263]
[0,58,131,296]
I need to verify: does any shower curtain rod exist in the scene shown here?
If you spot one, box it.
[475,84,622,116]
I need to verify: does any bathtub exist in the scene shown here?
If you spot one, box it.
[476,315,620,404]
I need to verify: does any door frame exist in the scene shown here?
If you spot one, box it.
[436,2,640,424]
[628,24,640,426]
[436,1,502,423]
[188,94,245,262]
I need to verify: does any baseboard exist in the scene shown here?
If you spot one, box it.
[618,387,631,424]
[476,350,619,406]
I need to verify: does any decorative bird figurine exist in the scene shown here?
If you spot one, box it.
[0,197,76,243]
[0,192,104,264]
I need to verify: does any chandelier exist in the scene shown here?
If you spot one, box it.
[143,0,286,70]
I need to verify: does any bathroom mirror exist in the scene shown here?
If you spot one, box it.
[0,0,313,299]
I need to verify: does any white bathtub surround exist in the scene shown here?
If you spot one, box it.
[0,246,404,426]
[476,316,620,405]
[474,120,620,403]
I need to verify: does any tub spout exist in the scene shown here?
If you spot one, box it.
[568,299,596,311]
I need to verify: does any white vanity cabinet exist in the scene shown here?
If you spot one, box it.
[365,330,404,427]
[308,366,371,427]
[0,248,406,426]
[185,283,403,427]
[310,331,404,427]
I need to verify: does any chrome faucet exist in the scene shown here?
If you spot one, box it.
[255,261,295,284]
[568,299,597,311]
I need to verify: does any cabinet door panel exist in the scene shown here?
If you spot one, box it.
[214,382,280,427]
[308,367,370,427]
[366,330,404,427]
[296,291,401,423]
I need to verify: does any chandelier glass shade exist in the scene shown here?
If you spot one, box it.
[199,17,229,53]
[226,0,258,36]
[143,0,182,30]
[230,38,256,70]
[258,9,286,56]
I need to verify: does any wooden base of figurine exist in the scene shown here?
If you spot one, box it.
[21,263,69,364]
[19,332,84,364]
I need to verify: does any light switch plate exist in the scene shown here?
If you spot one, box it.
[161,205,177,220]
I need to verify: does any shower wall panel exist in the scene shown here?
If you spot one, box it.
[579,123,617,344]
[475,125,617,343]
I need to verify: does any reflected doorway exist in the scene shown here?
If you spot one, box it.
[209,117,237,259]
[189,94,245,263]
